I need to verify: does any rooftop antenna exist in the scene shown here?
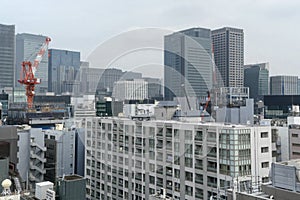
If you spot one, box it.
[1,179,12,196]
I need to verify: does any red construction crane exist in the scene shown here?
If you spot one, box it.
[18,37,51,108]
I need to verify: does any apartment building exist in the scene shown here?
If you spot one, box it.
[85,117,272,200]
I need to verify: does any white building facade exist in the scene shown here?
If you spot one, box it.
[113,79,148,101]
[84,118,272,200]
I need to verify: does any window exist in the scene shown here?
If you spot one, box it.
[185,157,193,168]
[261,132,268,138]
[185,171,193,182]
[195,174,203,184]
[262,177,269,183]
[292,143,300,147]
[261,162,269,168]
[195,131,203,141]
[207,132,216,142]
[261,147,269,153]
[174,169,180,178]
[292,134,298,138]
[185,185,193,196]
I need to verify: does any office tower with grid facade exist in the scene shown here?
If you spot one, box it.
[270,75,298,95]
[0,24,15,90]
[164,28,213,100]
[212,27,244,88]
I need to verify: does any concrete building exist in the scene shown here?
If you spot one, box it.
[85,117,272,200]
[56,175,86,200]
[44,125,75,183]
[0,24,15,90]
[16,33,49,93]
[17,126,47,190]
[244,63,269,101]
[164,28,213,100]
[213,87,254,125]
[289,124,300,159]
[270,75,298,95]
[0,157,9,183]
[113,79,148,101]
[71,95,96,119]
[48,49,80,95]
[0,126,18,169]
[123,99,156,119]
[0,93,9,117]
[257,160,300,200]
[263,95,300,119]
[212,27,244,88]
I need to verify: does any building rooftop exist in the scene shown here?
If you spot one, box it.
[35,181,53,187]
[63,174,84,181]
[279,159,300,170]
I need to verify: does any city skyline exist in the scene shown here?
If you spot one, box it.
[0,0,299,78]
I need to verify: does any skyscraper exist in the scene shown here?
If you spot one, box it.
[0,24,15,90]
[16,33,49,93]
[48,49,80,94]
[212,27,244,87]
[270,75,298,95]
[164,28,213,100]
[244,63,269,100]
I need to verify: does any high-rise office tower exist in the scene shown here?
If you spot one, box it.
[0,24,15,90]
[244,63,269,101]
[270,75,298,95]
[164,28,213,100]
[212,27,244,87]
[16,33,49,93]
[48,49,81,94]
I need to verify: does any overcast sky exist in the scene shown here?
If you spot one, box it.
[1,0,300,77]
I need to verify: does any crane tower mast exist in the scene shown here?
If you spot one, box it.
[18,37,51,108]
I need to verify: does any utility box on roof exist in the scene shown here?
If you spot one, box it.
[35,181,54,200]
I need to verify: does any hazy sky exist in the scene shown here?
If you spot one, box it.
[1,0,300,77]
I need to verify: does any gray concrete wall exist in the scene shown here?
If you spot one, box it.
[0,126,18,165]
[262,184,300,200]
[17,130,30,182]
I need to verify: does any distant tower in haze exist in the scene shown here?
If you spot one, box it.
[244,63,269,101]
[270,75,298,95]
[0,24,15,90]
[212,27,244,87]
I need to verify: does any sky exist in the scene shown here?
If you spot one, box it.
[1,0,300,77]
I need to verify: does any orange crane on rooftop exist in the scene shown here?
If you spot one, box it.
[18,37,51,108]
